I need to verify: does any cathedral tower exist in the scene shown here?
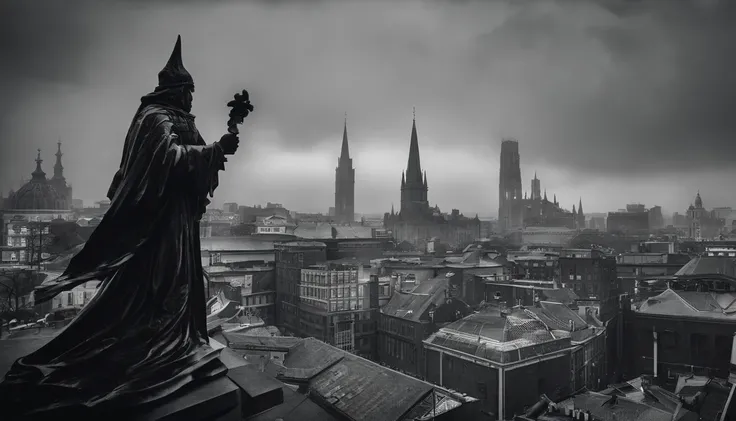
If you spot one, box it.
[334,116,355,224]
[400,110,429,219]
[531,172,541,201]
[498,139,523,232]
[50,140,72,208]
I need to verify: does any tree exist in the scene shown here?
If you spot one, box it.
[25,221,54,269]
[0,268,34,314]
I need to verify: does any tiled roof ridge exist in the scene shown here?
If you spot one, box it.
[669,288,708,313]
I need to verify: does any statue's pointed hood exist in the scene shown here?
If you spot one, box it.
[157,35,194,89]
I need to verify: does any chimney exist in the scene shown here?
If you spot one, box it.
[569,319,574,332]
[730,333,736,384]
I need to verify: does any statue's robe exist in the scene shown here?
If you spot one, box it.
[0,101,228,419]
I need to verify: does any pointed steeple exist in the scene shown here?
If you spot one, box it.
[553,194,557,205]
[32,149,46,180]
[543,189,548,202]
[572,204,576,215]
[157,35,194,89]
[339,113,350,162]
[406,109,422,183]
[423,170,427,187]
[391,203,395,216]
[534,171,538,180]
[401,171,406,188]
[53,139,65,181]
[578,197,583,215]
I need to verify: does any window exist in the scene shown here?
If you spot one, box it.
[690,334,708,361]
[659,331,678,350]
[716,335,732,362]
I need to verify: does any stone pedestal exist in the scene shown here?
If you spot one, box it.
[131,376,241,421]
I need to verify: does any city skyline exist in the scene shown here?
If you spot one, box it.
[2,0,735,215]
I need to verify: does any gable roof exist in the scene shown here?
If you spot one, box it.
[637,288,736,321]
[381,276,449,322]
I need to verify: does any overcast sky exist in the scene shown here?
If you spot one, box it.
[1,0,735,217]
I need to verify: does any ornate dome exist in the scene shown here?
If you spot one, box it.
[9,149,66,210]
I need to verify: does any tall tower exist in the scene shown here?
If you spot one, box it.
[50,140,72,207]
[531,172,541,201]
[400,109,429,219]
[334,116,355,224]
[577,198,585,229]
[498,139,523,232]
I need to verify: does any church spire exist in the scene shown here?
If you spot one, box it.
[53,139,65,181]
[543,189,547,202]
[572,204,576,215]
[553,194,557,205]
[406,108,422,183]
[578,197,583,215]
[32,149,46,180]
[340,113,350,161]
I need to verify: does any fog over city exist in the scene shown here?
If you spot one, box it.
[1,0,735,215]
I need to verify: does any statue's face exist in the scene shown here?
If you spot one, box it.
[182,85,194,112]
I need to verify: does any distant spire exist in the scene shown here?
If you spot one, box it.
[553,194,557,204]
[543,189,548,202]
[391,203,395,216]
[423,170,427,187]
[578,197,583,215]
[572,204,576,215]
[405,111,422,183]
[53,139,65,181]
[401,171,405,187]
[339,115,350,161]
[534,171,537,180]
[32,148,46,180]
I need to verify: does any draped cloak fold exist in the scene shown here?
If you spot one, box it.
[0,99,229,419]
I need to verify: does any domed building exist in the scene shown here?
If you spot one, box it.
[1,146,75,264]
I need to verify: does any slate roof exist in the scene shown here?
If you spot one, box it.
[540,288,579,305]
[524,301,588,332]
[425,308,564,361]
[277,338,455,421]
[675,256,736,277]
[554,391,698,421]
[381,276,449,322]
[637,288,736,321]
[224,332,303,352]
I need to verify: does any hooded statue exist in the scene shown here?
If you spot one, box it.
[0,36,248,420]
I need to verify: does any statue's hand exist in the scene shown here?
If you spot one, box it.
[218,133,240,155]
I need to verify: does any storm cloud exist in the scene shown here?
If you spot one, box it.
[1,0,734,215]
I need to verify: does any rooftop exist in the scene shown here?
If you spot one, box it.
[675,256,736,277]
[294,223,374,239]
[227,336,474,421]
[381,276,450,322]
[636,288,736,321]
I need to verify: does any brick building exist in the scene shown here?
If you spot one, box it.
[296,264,379,359]
[378,275,470,378]
[274,241,327,333]
[423,306,576,420]
[624,286,736,387]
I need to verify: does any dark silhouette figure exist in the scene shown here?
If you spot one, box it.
[0,35,252,420]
